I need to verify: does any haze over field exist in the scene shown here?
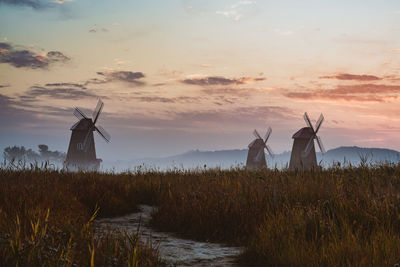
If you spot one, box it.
[2,0,400,164]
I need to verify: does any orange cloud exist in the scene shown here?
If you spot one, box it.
[181,76,266,86]
[283,84,400,102]
[320,73,382,81]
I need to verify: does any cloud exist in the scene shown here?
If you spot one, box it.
[52,0,73,4]
[181,76,265,86]
[202,88,251,96]
[0,93,75,135]
[182,76,239,86]
[200,63,212,68]
[216,9,243,21]
[134,96,175,103]
[0,0,73,9]
[384,75,400,82]
[19,82,100,102]
[200,87,270,99]
[0,42,70,69]
[0,0,48,9]
[26,85,98,100]
[0,84,10,88]
[93,71,146,86]
[0,94,38,127]
[283,84,400,103]
[108,104,294,133]
[171,105,294,126]
[88,25,109,33]
[47,51,70,62]
[84,78,105,85]
[0,42,12,49]
[45,82,87,89]
[0,94,13,105]
[132,96,202,104]
[153,83,166,87]
[216,1,255,21]
[320,73,382,81]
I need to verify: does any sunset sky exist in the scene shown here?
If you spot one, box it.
[1,0,400,161]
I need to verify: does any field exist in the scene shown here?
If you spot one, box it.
[1,163,400,266]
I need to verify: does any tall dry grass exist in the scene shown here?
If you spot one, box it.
[0,168,161,266]
[2,163,400,266]
[147,165,400,266]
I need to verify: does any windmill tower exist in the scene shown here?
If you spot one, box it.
[246,128,274,169]
[289,112,325,170]
[64,99,110,171]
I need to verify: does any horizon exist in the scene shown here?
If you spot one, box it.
[2,0,400,162]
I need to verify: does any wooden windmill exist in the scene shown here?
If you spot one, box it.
[289,112,325,170]
[64,99,110,171]
[246,127,274,169]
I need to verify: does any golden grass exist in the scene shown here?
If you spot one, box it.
[0,169,161,266]
[147,165,400,266]
[2,164,400,266]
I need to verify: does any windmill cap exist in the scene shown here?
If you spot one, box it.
[292,127,314,139]
[70,118,94,130]
[248,138,265,148]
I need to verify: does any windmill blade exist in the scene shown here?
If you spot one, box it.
[82,127,93,152]
[253,129,262,140]
[314,113,324,134]
[302,136,315,158]
[73,107,88,120]
[95,125,111,143]
[316,135,326,154]
[92,99,104,125]
[254,146,264,162]
[264,127,272,143]
[265,144,274,158]
[303,112,315,132]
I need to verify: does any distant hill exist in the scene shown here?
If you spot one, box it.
[102,146,400,171]
[319,146,400,166]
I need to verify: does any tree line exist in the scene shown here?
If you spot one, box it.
[3,145,66,163]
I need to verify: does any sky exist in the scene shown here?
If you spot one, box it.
[1,0,400,161]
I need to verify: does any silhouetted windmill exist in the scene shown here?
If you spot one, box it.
[289,112,325,170]
[64,99,110,171]
[246,127,274,169]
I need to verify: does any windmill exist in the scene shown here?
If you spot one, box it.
[246,127,274,169]
[64,99,110,171]
[289,112,325,170]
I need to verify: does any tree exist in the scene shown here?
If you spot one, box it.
[3,146,39,161]
[38,144,48,153]
[3,144,66,163]
[38,144,50,158]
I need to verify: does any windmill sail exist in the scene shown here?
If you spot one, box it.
[74,107,88,120]
[316,135,326,154]
[303,112,314,132]
[95,125,111,142]
[301,112,325,157]
[265,145,274,158]
[93,99,104,124]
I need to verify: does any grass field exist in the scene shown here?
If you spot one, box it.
[1,163,400,266]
